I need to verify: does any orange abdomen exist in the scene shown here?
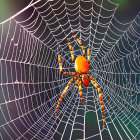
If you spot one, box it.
[75,56,89,74]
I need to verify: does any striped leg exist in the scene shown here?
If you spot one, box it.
[75,78,80,89]
[58,55,77,75]
[67,38,75,62]
[90,76,105,128]
[58,55,63,73]
[87,48,90,63]
[79,81,85,105]
[72,33,85,56]
[55,76,77,116]
[62,72,77,75]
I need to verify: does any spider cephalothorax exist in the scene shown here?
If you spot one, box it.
[56,33,106,128]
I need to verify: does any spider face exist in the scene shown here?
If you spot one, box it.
[56,33,106,128]
[75,56,89,74]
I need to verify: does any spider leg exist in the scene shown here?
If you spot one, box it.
[62,72,77,75]
[79,81,85,105]
[75,78,80,89]
[89,76,105,128]
[67,38,75,62]
[87,48,90,63]
[58,55,77,75]
[55,76,78,116]
[58,55,63,73]
[72,32,85,56]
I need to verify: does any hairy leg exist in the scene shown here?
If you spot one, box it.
[75,78,80,89]
[58,55,77,75]
[90,76,105,128]
[72,33,85,56]
[79,81,85,105]
[87,48,90,63]
[67,38,75,62]
[62,72,77,75]
[55,76,78,116]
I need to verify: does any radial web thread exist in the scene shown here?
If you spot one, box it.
[0,0,140,140]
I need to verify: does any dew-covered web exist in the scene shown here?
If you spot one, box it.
[0,0,140,139]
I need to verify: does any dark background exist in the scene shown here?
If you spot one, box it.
[0,0,140,140]
[0,0,140,23]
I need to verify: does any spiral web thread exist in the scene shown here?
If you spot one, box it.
[0,0,140,139]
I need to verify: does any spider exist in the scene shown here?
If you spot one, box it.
[56,33,105,128]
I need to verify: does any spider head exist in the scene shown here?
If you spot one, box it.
[75,56,89,74]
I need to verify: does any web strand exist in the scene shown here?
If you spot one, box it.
[0,0,140,140]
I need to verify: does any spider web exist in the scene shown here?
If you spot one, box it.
[0,0,140,139]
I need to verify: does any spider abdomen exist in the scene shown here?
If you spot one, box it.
[75,56,89,74]
[82,75,90,87]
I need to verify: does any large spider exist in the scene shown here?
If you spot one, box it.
[56,33,105,128]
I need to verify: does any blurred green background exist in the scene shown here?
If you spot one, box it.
[0,0,31,23]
